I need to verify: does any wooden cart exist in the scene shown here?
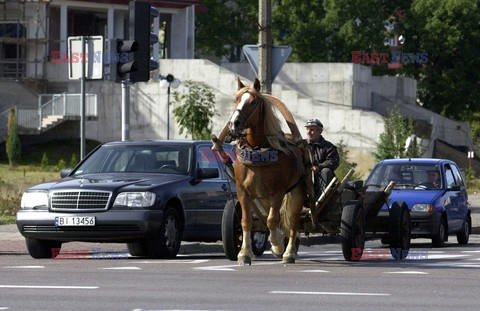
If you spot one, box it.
[222,169,411,261]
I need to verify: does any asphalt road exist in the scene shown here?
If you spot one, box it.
[1,234,480,311]
[0,194,479,310]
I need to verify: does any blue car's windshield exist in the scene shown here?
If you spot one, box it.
[72,145,193,176]
[366,163,442,190]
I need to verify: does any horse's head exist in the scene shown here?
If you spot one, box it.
[228,78,263,135]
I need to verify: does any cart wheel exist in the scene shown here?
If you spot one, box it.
[388,201,411,260]
[341,201,365,261]
[252,231,269,256]
[222,200,242,261]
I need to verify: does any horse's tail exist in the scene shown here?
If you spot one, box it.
[279,192,292,235]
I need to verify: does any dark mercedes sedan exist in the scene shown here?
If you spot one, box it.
[16,140,237,259]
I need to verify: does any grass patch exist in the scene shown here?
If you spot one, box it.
[0,138,101,166]
[0,164,60,224]
[0,138,101,224]
[0,216,16,225]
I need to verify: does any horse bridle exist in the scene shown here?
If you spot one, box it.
[234,91,263,130]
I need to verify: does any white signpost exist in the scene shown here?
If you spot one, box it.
[67,35,103,160]
[68,36,104,80]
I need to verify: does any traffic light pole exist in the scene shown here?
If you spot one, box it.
[167,85,170,140]
[121,80,130,141]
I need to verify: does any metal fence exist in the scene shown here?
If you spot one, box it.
[39,93,97,119]
[0,93,97,142]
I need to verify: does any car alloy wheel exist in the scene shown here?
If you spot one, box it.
[164,214,179,251]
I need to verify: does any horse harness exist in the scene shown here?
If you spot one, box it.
[235,135,306,194]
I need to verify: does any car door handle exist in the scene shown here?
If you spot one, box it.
[222,184,228,192]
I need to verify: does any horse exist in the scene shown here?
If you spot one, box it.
[227,77,306,265]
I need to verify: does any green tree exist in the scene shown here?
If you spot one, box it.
[5,108,21,167]
[172,81,217,140]
[195,0,258,61]
[401,0,480,120]
[273,0,402,67]
[272,0,328,62]
[373,107,415,161]
[469,112,480,147]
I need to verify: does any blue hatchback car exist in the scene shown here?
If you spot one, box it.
[365,158,471,247]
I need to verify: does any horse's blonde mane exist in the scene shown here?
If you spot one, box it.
[236,87,289,154]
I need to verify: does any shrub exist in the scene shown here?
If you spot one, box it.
[56,159,66,171]
[40,152,48,169]
[336,140,363,181]
[69,153,78,168]
[373,106,421,161]
[6,108,21,167]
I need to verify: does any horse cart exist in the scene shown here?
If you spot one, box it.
[221,169,411,261]
[214,77,410,264]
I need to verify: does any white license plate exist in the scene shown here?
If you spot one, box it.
[55,216,95,227]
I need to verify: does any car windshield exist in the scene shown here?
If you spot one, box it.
[365,163,442,190]
[72,144,193,176]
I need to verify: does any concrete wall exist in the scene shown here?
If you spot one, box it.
[371,76,417,106]
[0,81,39,111]
[222,62,372,110]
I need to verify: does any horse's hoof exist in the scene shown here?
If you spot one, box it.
[238,255,252,266]
[271,245,285,258]
[282,256,295,264]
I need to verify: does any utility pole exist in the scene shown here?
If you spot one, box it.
[258,0,272,94]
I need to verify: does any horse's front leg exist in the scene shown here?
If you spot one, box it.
[237,193,255,265]
[267,196,285,258]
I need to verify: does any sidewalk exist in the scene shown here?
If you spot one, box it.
[2,194,480,254]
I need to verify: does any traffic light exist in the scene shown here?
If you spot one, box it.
[111,39,139,82]
[129,1,159,83]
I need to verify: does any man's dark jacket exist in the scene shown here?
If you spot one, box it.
[308,136,340,171]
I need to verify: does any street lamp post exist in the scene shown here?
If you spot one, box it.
[160,74,181,139]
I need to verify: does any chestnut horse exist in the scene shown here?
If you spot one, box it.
[228,78,306,264]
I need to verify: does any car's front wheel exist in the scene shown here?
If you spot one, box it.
[432,216,447,247]
[146,206,182,259]
[456,215,471,245]
[26,238,62,259]
[127,242,148,257]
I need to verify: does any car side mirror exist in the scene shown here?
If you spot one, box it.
[448,184,460,191]
[60,168,73,178]
[197,168,219,179]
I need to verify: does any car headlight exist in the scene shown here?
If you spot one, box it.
[412,203,433,212]
[21,191,49,210]
[113,192,156,208]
